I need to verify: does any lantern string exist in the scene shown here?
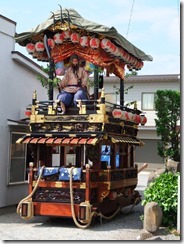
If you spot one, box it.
[126,0,135,39]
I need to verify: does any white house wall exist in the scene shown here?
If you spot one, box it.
[0,15,48,208]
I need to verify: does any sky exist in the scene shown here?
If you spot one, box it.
[1,0,181,76]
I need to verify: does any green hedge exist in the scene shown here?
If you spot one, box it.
[142,172,180,227]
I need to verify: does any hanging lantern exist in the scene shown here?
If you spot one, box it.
[35,41,45,52]
[100,38,112,51]
[25,110,31,117]
[80,36,89,47]
[109,42,116,54]
[112,109,123,118]
[122,51,130,63]
[118,48,124,59]
[113,46,121,58]
[129,54,136,64]
[126,112,133,121]
[26,43,35,54]
[127,64,133,71]
[54,33,64,44]
[119,48,126,60]
[133,114,141,124]
[121,110,128,120]
[62,30,71,40]
[125,52,131,62]
[90,37,100,49]
[140,115,147,125]
[41,53,49,62]
[135,60,144,70]
[127,56,133,65]
[131,56,138,67]
[47,38,55,49]
[32,51,39,58]
[71,32,80,44]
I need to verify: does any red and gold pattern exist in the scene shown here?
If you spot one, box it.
[51,42,125,79]
[26,33,144,78]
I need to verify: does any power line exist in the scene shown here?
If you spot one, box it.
[126,0,135,39]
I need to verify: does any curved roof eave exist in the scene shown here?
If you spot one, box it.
[15,8,153,62]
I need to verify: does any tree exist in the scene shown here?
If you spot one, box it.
[154,90,180,162]
[36,65,60,98]
[112,70,136,101]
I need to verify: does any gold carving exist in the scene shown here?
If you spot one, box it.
[55,182,62,187]
[35,115,45,123]
[45,134,52,137]
[88,114,109,123]
[33,90,37,99]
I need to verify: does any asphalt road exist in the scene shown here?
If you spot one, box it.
[0,172,180,241]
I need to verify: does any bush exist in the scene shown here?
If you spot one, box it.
[142,171,179,227]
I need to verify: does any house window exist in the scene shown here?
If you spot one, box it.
[142,92,155,110]
[9,132,29,184]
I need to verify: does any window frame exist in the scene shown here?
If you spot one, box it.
[8,132,28,185]
[141,92,156,111]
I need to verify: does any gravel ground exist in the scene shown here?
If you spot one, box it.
[0,172,180,241]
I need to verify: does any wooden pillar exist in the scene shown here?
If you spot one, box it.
[28,162,34,194]
[85,165,91,202]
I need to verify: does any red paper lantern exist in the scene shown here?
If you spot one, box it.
[80,36,89,47]
[135,60,144,70]
[90,37,100,49]
[71,32,80,44]
[32,51,38,58]
[140,115,147,125]
[127,64,133,71]
[109,42,116,54]
[62,30,71,40]
[47,38,55,49]
[121,51,129,63]
[54,33,64,44]
[131,56,138,67]
[126,112,133,121]
[118,48,125,60]
[133,114,141,124]
[112,109,123,118]
[35,41,45,52]
[26,43,35,54]
[25,110,31,117]
[121,111,128,120]
[100,38,112,51]
[113,47,121,58]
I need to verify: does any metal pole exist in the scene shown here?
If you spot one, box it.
[120,78,124,107]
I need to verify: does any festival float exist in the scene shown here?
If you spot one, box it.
[15,7,152,228]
